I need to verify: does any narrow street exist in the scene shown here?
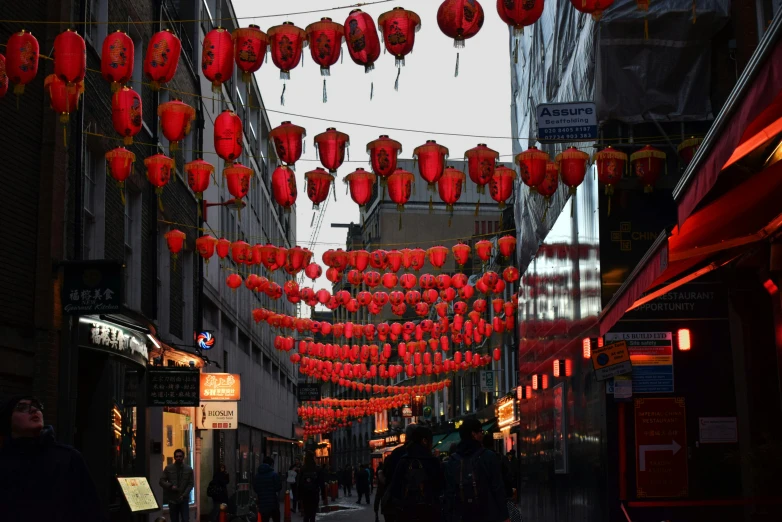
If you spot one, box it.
[309,491,376,522]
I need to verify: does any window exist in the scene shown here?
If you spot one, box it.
[124,186,141,309]
[85,0,107,51]
[162,407,195,506]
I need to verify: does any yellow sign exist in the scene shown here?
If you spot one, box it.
[116,477,159,512]
[591,340,633,381]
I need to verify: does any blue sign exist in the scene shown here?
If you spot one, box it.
[536,102,598,142]
[632,365,674,394]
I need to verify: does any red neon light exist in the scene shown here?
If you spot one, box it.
[763,278,779,295]
[677,329,691,351]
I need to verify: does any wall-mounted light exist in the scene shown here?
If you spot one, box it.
[531,374,539,390]
[565,359,573,377]
[677,329,691,351]
[582,338,592,359]
[516,385,523,400]
[553,360,561,377]
[763,278,779,295]
[541,374,549,389]
[597,337,604,348]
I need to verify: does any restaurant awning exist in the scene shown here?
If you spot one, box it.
[436,431,461,451]
[673,12,782,226]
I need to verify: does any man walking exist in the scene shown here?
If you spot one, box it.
[355,462,370,504]
[381,423,417,522]
[443,418,509,522]
[160,449,195,522]
[0,395,107,522]
[253,456,282,522]
[342,464,353,496]
[385,425,443,522]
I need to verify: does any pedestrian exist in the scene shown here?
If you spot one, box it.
[207,463,231,522]
[160,448,195,522]
[287,460,299,513]
[505,449,519,498]
[355,461,370,504]
[253,456,282,522]
[297,451,324,522]
[373,468,386,522]
[342,464,353,496]
[385,425,443,522]
[443,418,509,522]
[0,395,107,522]
[381,423,417,522]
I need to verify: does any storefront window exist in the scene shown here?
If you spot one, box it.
[163,406,195,505]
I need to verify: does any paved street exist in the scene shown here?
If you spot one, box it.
[296,491,378,522]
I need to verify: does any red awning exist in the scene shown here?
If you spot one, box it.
[600,159,782,336]
[674,26,782,226]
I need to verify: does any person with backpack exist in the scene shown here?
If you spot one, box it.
[297,451,324,522]
[385,425,443,522]
[443,418,510,522]
[253,456,282,522]
[207,463,230,522]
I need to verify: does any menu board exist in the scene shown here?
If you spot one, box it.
[116,477,159,513]
[148,369,200,406]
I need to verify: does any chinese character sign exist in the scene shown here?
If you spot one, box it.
[62,261,123,315]
[200,373,241,401]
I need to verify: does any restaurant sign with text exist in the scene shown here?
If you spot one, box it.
[200,373,241,401]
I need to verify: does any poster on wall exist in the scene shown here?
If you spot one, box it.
[200,373,241,401]
[116,477,159,513]
[634,397,688,498]
[147,369,200,406]
[606,332,674,393]
[196,402,238,430]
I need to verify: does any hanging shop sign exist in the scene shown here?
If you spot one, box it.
[116,477,159,513]
[402,405,413,418]
[698,417,738,444]
[297,383,322,402]
[634,397,688,498]
[591,340,632,381]
[200,373,242,401]
[479,370,495,393]
[78,317,149,367]
[536,102,598,142]
[606,332,674,393]
[147,368,200,406]
[196,401,238,430]
[196,331,216,350]
[496,395,518,429]
[62,260,123,315]
[493,432,504,440]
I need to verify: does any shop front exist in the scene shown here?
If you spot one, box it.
[495,394,520,455]
[369,433,406,475]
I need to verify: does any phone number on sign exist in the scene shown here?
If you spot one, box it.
[542,126,594,134]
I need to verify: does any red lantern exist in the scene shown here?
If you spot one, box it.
[594,146,627,215]
[556,147,590,195]
[677,137,702,165]
[226,274,243,291]
[452,273,468,289]
[386,250,403,273]
[452,243,471,269]
[306,18,344,102]
[201,28,233,93]
[158,99,195,153]
[410,249,426,272]
[0,55,7,99]
[165,229,186,261]
[437,167,465,213]
[381,273,398,290]
[267,22,307,79]
[344,169,376,210]
[570,0,615,20]
[369,250,388,270]
[272,166,298,211]
[326,268,342,284]
[475,240,493,262]
[53,29,85,91]
[503,266,520,283]
[489,165,517,209]
[537,161,560,218]
[516,146,549,190]
[111,87,142,145]
[216,239,230,261]
[414,140,449,191]
[387,170,415,227]
[305,168,334,209]
[196,235,217,266]
[427,246,449,270]
[101,31,134,92]
[144,154,174,206]
[5,30,39,96]
[367,135,402,183]
[631,145,666,193]
[270,122,306,166]
[105,148,135,202]
[378,7,421,89]
[145,30,181,91]
[364,272,381,288]
[232,25,268,83]
[354,250,370,271]
[437,0,485,76]
[44,74,82,139]
[185,159,213,200]
[344,8,382,74]
[465,144,498,195]
[497,0,544,34]
[315,128,350,173]
[305,263,322,280]
[214,110,243,165]
[224,163,253,208]
[498,235,516,258]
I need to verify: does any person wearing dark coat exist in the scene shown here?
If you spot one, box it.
[381,423,417,522]
[296,451,324,522]
[0,395,107,522]
[208,464,231,522]
[385,426,444,522]
[253,456,281,522]
[355,463,371,504]
[342,465,353,496]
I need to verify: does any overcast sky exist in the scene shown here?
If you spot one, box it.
[233,0,513,294]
